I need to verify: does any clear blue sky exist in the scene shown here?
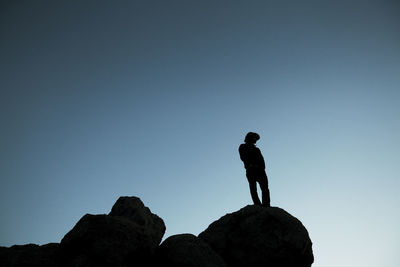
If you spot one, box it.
[1,1,399,266]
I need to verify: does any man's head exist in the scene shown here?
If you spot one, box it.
[244,132,260,144]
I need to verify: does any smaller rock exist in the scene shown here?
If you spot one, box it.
[156,234,227,267]
[60,196,166,266]
[0,243,59,267]
[109,196,165,246]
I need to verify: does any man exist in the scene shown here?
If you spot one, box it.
[238,132,270,207]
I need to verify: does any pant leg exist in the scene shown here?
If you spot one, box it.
[258,169,270,207]
[246,169,262,206]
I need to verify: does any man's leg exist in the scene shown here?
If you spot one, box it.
[246,171,262,206]
[258,170,270,207]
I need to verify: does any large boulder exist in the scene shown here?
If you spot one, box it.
[198,205,314,267]
[60,196,165,266]
[156,234,227,267]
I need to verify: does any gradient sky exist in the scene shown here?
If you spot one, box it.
[1,1,399,266]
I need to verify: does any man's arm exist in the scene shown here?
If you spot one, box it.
[238,144,248,167]
[238,144,245,162]
[257,148,266,169]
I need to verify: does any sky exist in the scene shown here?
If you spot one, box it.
[0,1,399,266]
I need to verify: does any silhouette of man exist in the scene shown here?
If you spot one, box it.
[239,132,270,207]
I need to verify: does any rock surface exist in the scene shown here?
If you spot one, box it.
[59,196,165,266]
[1,197,314,267]
[109,196,165,247]
[156,234,227,267]
[199,205,314,267]
[0,243,59,267]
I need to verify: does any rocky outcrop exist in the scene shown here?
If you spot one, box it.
[156,234,227,267]
[59,196,165,266]
[0,196,313,267]
[0,243,59,267]
[199,205,314,267]
[109,196,165,247]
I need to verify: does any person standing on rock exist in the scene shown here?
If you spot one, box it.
[239,132,270,207]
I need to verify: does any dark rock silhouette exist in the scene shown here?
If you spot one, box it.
[109,196,166,247]
[156,234,227,267]
[0,243,59,267]
[59,196,165,266]
[199,205,314,267]
[0,196,313,267]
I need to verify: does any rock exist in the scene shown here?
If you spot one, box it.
[60,196,165,266]
[198,205,314,267]
[1,196,315,267]
[0,243,60,267]
[109,196,165,246]
[156,234,227,267]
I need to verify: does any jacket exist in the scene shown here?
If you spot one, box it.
[238,143,266,170]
